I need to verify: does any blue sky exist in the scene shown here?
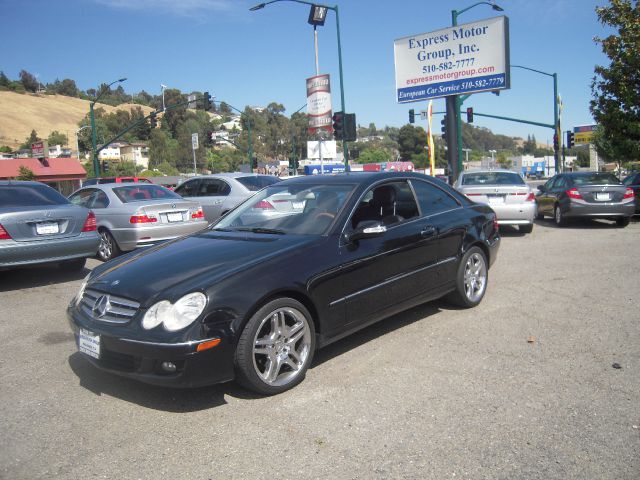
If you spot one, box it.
[1,0,612,145]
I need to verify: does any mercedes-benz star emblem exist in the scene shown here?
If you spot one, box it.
[92,295,111,318]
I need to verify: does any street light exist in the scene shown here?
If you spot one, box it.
[449,2,504,182]
[90,77,126,177]
[249,0,349,171]
[511,65,560,172]
[161,84,168,112]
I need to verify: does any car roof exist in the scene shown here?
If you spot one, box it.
[460,169,518,174]
[0,180,50,187]
[277,171,438,186]
[190,173,276,179]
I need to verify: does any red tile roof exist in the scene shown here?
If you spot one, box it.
[0,157,87,182]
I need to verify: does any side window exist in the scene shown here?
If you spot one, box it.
[554,176,567,190]
[350,180,419,228]
[90,190,110,209]
[69,189,96,207]
[199,179,230,196]
[411,180,460,217]
[544,177,556,190]
[174,179,200,197]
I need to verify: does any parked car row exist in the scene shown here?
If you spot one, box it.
[454,169,636,231]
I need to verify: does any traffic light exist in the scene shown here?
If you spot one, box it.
[409,109,415,124]
[466,107,474,123]
[251,157,258,169]
[205,131,213,147]
[101,160,109,173]
[344,113,357,142]
[553,133,559,151]
[441,115,447,142]
[203,91,212,111]
[332,111,344,140]
[149,112,157,129]
[566,131,575,148]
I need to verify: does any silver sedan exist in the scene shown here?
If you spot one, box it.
[173,173,281,222]
[69,183,208,261]
[454,169,537,234]
[0,181,100,271]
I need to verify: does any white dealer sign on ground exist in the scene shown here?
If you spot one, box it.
[394,16,510,103]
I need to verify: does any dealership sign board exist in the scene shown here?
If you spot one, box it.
[573,124,597,145]
[306,74,333,135]
[394,16,510,103]
[31,141,47,158]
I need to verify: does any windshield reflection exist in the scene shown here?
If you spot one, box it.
[215,183,355,235]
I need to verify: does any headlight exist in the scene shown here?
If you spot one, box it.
[75,274,90,307]
[142,293,207,332]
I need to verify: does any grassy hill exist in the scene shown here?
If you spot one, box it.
[0,91,153,150]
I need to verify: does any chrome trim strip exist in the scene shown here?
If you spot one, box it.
[118,337,221,347]
[329,256,457,307]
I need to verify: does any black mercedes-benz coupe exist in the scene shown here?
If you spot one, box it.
[68,172,500,394]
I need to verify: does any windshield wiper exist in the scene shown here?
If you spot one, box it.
[233,227,286,235]
[210,227,233,232]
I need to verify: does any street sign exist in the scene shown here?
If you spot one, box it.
[191,133,199,150]
[31,141,47,158]
[420,110,428,120]
[573,125,597,145]
[188,94,197,109]
[394,16,510,103]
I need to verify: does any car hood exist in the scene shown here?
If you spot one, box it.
[88,229,319,304]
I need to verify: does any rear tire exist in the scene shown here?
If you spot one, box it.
[445,247,488,308]
[554,205,566,227]
[97,229,120,262]
[616,217,630,228]
[59,258,86,272]
[519,223,534,234]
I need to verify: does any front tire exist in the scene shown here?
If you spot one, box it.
[446,247,488,308]
[97,229,120,262]
[235,298,316,395]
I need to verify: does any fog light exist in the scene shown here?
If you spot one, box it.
[161,361,177,373]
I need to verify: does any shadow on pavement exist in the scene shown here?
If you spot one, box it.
[68,352,268,412]
[535,217,627,230]
[0,264,89,292]
[312,300,444,368]
[68,298,449,410]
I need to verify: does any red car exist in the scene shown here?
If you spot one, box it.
[83,177,152,187]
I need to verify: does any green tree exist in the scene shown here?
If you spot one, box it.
[47,131,68,146]
[19,70,39,92]
[0,145,12,153]
[398,125,427,166]
[590,0,640,162]
[357,148,392,164]
[0,71,10,88]
[20,130,40,150]
[17,166,36,180]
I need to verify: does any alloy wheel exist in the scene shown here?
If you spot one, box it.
[463,252,487,303]
[251,307,312,387]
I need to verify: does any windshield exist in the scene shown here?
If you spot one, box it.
[0,184,69,207]
[572,173,620,186]
[236,175,281,191]
[215,183,355,235]
[462,172,525,185]
[113,185,182,203]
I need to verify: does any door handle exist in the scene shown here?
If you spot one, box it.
[420,225,437,237]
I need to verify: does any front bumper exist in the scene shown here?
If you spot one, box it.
[67,305,235,388]
[0,232,100,268]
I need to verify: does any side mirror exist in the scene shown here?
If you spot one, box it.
[346,221,387,242]
[537,185,546,193]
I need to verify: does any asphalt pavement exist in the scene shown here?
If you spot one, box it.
[0,217,638,480]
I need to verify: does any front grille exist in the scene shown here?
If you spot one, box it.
[80,288,140,324]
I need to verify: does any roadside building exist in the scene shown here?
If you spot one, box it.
[0,157,87,195]
[120,142,150,169]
